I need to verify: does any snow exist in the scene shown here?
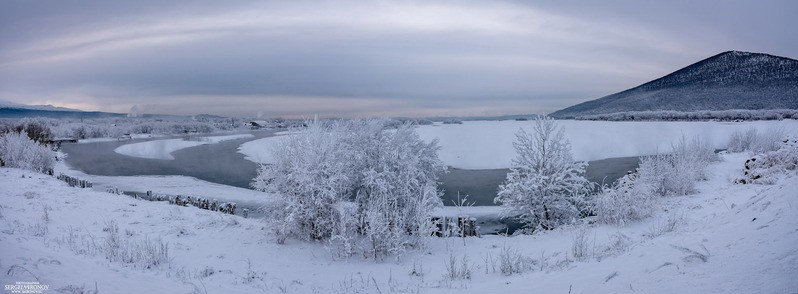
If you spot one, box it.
[2,152,796,293]
[238,135,287,164]
[237,120,798,169]
[114,134,254,160]
[415,120,798,169]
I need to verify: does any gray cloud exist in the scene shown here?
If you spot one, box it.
[1,0,796,117]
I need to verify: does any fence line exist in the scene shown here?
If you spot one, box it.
[57,173,92,188]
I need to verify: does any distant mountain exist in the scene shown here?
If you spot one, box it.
[0,101,126,119]
[0,108,126,119]
[0,100,83,112]
[550,51,798,118]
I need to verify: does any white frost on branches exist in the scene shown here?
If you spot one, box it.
[594,172,655,226]
[595,136,718,225]
[252,119,445,259]
[0,131,55,174]
[495,117,591,231]
[727,127,786,154]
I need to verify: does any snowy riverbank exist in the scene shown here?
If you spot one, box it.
[2,152,796,293]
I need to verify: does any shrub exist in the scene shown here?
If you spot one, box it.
[727,127,785,153]
[495,117,592,231]
[496,245,533,276]
[735,138,798,184]
[14,117,55,145]
[595,171,655,225]
[571,229,591,261]
[253,119,445,259]
[0,131,55,173]
[595,136,716,225]
[444,252,473,280]
[727,128,758,152]
[639,137,718,197]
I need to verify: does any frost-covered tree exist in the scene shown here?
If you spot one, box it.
[495,117,591,231]
[13,117,55,144]
[253,120,351,241]
[0,131,55,174]
[252,119,445,259]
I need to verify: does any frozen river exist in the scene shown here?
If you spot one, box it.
[62,131,639,207]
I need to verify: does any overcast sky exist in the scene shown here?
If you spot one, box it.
[1,0,796,118]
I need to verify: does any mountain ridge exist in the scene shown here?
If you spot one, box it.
[550,51,798,118]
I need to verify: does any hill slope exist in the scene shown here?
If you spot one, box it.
[550,51,798,118]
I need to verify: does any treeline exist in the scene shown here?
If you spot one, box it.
[567,109,798,121]
[0,116,247,141]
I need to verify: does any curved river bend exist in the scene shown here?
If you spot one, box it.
[62,131,639,207]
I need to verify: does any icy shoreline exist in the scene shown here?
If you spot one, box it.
[114,134,255,160]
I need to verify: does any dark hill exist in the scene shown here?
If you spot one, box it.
[550,51,798,118]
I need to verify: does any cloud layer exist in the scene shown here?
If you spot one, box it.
[1,0,796,117]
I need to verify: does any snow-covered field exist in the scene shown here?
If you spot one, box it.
[239,120,798,169]
[2,152,796,293]
[115,134,254,160]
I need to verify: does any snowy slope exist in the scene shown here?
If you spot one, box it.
[1,152,796,293]
[115,134,254,160]
[238,120,798,169]
[551,51,798,118]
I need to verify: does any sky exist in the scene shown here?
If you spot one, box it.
[1,0,796,118]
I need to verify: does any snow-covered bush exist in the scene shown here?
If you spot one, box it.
[727,128,758,153]
[594,171,655,225]
[595,136,716,225]
[495,117,591,231]
[495,245,533,276]
[102,220,169,269]
[645,215,681,239]
[0,131,55,174]
[253,119,445,259]
[727,127,786,153]
[571,229,591,261]
[444,252,473,280]
[8,117,56,144]
[638,137,718,197]
[735,138,798,184]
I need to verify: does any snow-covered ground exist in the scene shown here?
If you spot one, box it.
[2,152,796,293]
[238,135,284,164]
[115,134,254,160]
[239,120,798,169]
